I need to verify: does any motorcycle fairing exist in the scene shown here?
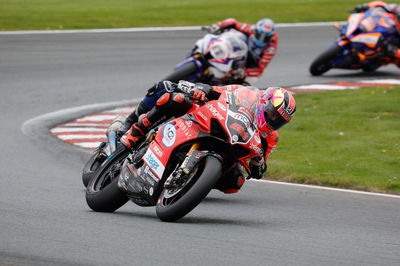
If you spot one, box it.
[226,106,256,144]
[350,32,381,48]
[140,117,202,180]
[143,91,262,181]
[118,158,161,206]
[331,7,399,69]
[196,30,248,79]
[194,89,262,159]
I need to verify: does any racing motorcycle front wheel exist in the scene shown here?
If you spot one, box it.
[85,145,130,212]
[309,44,342,76]
[156,155,222,222]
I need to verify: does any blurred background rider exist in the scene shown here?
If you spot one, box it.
[206,18,279,85]
[352,1,400,63]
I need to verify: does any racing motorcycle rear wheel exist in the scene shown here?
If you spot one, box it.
[82,150,107,187]
[309,44,342,76]
[85,146,130,212]
[156,155,222,222]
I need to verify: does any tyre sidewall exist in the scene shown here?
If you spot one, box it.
[156,156,222,222]
[85,146,130,212]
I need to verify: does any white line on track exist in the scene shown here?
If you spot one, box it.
[0,22,342,35]
[57,135,107,140]
[76,115,120,121]
[50,127,106,133]
[358,79,400,84]
[291,84,358,90]
[254,179,400,199]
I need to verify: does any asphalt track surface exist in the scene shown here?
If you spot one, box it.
[1,25,400,266]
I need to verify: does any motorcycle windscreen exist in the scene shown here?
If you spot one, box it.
[345,13,364,37]
[359,16,377,32]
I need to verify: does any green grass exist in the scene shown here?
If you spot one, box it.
[1,0,363,30]
[267,86,400,194]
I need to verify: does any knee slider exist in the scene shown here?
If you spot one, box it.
[156,92,171,106]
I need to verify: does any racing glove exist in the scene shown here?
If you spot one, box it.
[249,156,267,180]
[176,80,211,101]
[202,24,221,34]
[352,3,369,13]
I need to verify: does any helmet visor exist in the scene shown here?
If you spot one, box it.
[264,102,288,130]
[255,31,273,44]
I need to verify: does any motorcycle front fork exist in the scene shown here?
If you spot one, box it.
[164,142,201,189]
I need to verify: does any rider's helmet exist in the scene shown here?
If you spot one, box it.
[368,1,387,8]
[256,87,296,133]
[250,18,276,47]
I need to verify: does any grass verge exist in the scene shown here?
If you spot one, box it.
[1,0,363,30]
[267,86,400,194]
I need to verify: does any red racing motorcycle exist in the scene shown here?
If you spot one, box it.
[85,87,263,222]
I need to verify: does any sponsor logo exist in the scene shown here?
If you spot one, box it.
[143,149,165,178]
[238,106,253,118]
[229,110,251,127]
[145,176,155,186]
[140,165,158,185]
[145,152,159,172]
[146,168,158,181]
[162,122,176,147]
[229,122,249,141]
[205,103,224,121]
[153,145,163,158]
[250,143,263,155]
[177,120,193,139]
[185,120,193,127]
[217,101,227,111]
[197,111,208,122]
[253,134,261,144]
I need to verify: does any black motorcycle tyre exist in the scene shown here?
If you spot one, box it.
[86,146,130,212]
[156,156,222,222]
[82,151,106,187]
[163,61,198,83]
[309,44,342,76]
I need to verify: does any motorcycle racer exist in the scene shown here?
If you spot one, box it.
[120,80,296,193]
[352,1,400,62]
[205,18,279,85]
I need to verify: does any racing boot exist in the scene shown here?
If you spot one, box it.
[214,166,245,194]
[394,48,400,59]
[117,103,149,138]
[120,113,153,148]
[120,124,144,148]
